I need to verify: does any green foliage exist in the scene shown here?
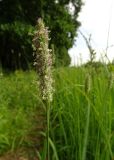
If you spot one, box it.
[0,22,34,70]
[0,70,39,154]
[50,67,114,160]
[0,67,114,159]
[0,0,82,70]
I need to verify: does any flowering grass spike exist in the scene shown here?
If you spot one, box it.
[33,18,54,102]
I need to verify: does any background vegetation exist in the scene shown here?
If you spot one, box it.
[0,66,114,159]
[0,0,82,70]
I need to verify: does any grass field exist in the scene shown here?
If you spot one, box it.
[0,66,114,160]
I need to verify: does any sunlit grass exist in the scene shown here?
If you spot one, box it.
[0,67,114,160]
[0,70,39,154]
[50,67,114,160]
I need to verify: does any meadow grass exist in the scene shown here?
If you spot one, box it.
[0,70,39,155]
[50,66,114,160]
[0,67,114,160]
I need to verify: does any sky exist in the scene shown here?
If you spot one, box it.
[69,0,114,65]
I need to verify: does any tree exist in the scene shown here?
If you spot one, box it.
[0,0,82,70]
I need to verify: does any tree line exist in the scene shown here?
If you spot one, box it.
[0,0,82,71]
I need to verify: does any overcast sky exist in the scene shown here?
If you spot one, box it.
[69,0,114,65]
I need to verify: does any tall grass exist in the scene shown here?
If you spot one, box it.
[0,66,114,159]
[50,67,114,160]
[0,70,39,155]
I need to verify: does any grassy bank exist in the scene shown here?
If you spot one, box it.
[0,67,114,159]
[51,67,114,160]
[0,71,39,157]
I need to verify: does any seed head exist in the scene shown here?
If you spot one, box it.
[85,74,91,94]
[108,72,114,90]
[33,18,54,102]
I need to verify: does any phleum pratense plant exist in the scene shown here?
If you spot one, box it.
[82,73,91,160]
[33,18,54,159]
[33,18,54,102]
[108,72,114,90]
[85,73,91,94]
